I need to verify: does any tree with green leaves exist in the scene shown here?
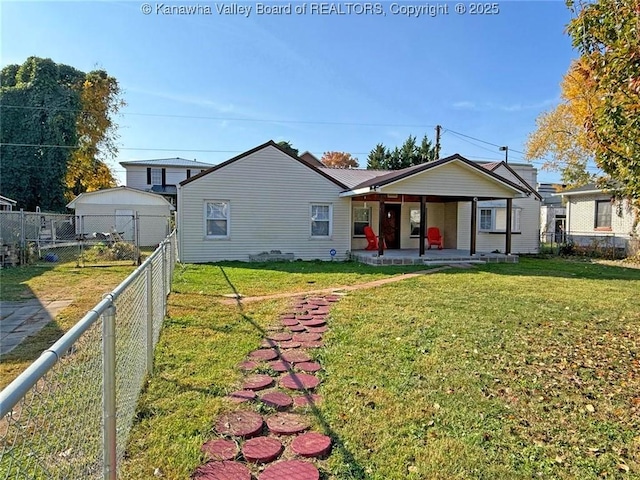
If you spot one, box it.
[366,134,437,170]
[277,141,299,157]
[565,0,640,209]
[0,57,123,211]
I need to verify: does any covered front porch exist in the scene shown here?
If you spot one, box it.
[350,248,518,266]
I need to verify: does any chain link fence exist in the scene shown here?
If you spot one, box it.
[540,230,633,259]
[0,231,176,479]
[0,211,172,267]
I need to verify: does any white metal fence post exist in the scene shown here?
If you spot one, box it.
[146,264,154,376]
[102,303,117,480]
[20,208,25,265]
[162,242,167,317]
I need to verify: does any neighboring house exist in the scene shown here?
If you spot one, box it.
[66,187,175,247]
[177,141,540,263]
[538,183,567,243]
[0,195,17,211]
[299,151,324,167]
[119,157,214,206]
[557,183,639,250]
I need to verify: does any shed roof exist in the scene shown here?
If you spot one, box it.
[66,186,175,209]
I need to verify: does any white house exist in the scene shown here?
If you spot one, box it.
[0,195,17,211]
[119,157,214,206]
[66,187,174,247]
[557,183,639,251]
[538,183,566,243]
[177,141,540,263]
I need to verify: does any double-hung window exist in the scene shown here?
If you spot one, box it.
[410,208,422,236]
[311,204,332,238]
[595,200,612,229]
[150,168,162,186]
[353,207,371,236]
[478,205,521,233]
[205,201,229,238]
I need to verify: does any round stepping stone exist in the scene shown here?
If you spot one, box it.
[280,313,296,320]
[249,349,278,361]
[305,325,328,333]
[243,374,274,391]
[306,304,319,311]
[280,373,320,390]
[291,432,332,458]
[293,332,322,343]
[281,318,299,327]
[259,460,319,480]
[279,341,301,349]
[216,411,264,438]
[293,394,322,407]
[194,460,251,480]
[280,351,312,363]
[288,324,307,332]
[238,360,259,371]
[267,332,292,342]
[266,412,310,435]
[299,319,326,328]
[268,359,293,372]
[201,438,238,461]
[242,436,283,463]
[296,315,314,321]
[228,390,256,403]
[260,391,293,410]
[260,339,278,349]
[301,341,325,349]
[326,295,341,302]
[296,361,322,373]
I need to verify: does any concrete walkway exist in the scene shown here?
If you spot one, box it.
[0,299,73,356]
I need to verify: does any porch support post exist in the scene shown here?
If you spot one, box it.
[505,197,513,255]
[419,195,426,256]
[378,196,385,256]
[470,198,477,256]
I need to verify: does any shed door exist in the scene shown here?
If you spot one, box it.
[115,210,134,242]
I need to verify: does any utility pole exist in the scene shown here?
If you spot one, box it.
[435,125,442,159]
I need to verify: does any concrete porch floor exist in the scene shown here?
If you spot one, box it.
[350,249,519,266]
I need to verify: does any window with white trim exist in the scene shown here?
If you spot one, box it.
[595,200,612,229]
[353,207,371,236]
[410,208,422,237]
[205,201,229,238]
[478,207,521,233]
[150,168,162,186]
[311,204,332,237]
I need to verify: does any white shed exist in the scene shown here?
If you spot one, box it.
[66,187,174,247]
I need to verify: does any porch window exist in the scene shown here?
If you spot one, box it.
[595,200,611,229]
[311,204,332,237]
[353,207,371,236]
[150,168,162,186]
[410,208,422,237]
[205,201,229,238]
[479,207,521,233]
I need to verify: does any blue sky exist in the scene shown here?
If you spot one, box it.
[2,0,583,185]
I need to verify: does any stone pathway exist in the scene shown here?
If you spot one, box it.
[218,266,450,305]
[193,295,342,479]
[0,299,73,356]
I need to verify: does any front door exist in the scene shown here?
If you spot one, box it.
[382,203,401,249]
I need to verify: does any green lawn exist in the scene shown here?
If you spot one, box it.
[122,258,640,479]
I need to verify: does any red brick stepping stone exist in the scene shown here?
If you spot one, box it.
[266,413,310,435]
[280,313,296,319]
[281,318,299,326]
[305,325,328,333]
[293,332,322,342]
[301,341,325,349]
[314,309,330,316]
[279,340,301,349]
[260,339,278,349]
[243,375,274,391]
[268,359,293,372]
[293,394,322,407]
[291,432,332,458]
[326,295,341,302]
[238,360,259,371]
[267,332,292,342]
[201,438,238,460]
[242,436,284,463]
[259,460,319,480]
[249,349,278,361]
[260,391,293,410]
[216,411,264,438]
[296,315,314,321]
[309,299,329,306]
[194,460,251,479]
[288,324,307,332]
[299,319,326,328]
[280,373,320,390]
[280,351,312,363]
[296,361,322,373]
[228,390,256,403]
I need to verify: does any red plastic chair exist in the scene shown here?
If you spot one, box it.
[364,226,385,250]
[427,227,443,250]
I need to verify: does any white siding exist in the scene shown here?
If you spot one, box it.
[567,195,637,236]
[125,166,203,190]
[178,146,351,262]
[380,161,517,198]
